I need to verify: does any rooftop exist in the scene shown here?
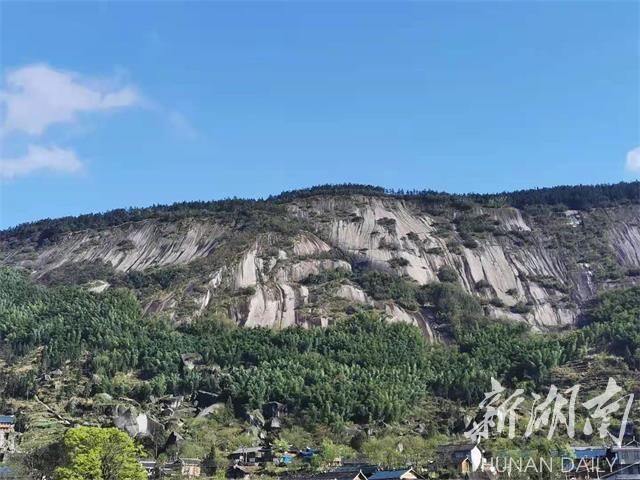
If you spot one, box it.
[231,446,267,455]
[611,446,640,452]
[333,464,379,474]
[0,467,15,479]
[369,469,416,480]
[574,447,608,459]
[437,444,477,453]
[285,471,366,480]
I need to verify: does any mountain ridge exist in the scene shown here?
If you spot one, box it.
[3,181,639,235]
[2,181,639,334]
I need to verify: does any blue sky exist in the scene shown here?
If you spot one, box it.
[1,1,638,228]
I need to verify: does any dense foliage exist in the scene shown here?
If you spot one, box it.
[54,426,146,480]
[570,287,640,368]
[277,181,640,210]
[1,267,639,427]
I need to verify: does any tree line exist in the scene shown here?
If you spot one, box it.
[3,181,637,244]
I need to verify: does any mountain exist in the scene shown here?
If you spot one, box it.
[2,182,640,478]
[2,182,639,336]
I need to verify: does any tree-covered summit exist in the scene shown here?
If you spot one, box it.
[2,181,637,240]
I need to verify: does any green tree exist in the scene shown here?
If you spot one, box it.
[54,426,146,480]
[361,436,406,468]
[311,439,354,471]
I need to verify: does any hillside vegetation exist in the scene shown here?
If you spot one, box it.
[2,267,639,424]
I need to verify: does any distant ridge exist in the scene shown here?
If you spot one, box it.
[3,181,638,236]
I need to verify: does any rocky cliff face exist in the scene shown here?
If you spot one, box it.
[2,191,639,337]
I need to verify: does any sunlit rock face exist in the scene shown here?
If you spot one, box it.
[2,192,638,335]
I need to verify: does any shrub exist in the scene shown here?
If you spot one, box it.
[236,286,256,296]
[437,266,458,283]
[116,239,136,251]
[417,282,484,329]
[388,257,410,269]
[376,217,397,232]
[379,238,399,250]
[302,268,351,285]
[510,301,532,314]
[354,271,419,310]
[489,297,505,308]
[461,234,479,249]
[406,232,420,242]
[446,240,462,254]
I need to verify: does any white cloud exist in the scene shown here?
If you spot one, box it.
[1,63,140,136]
[0,63,196,181]
[168,110,198,140]
[626,147,640,173]
[0,145,83,179]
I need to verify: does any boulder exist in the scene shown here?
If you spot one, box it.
[113,405,164,438]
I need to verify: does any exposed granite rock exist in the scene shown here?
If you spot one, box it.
[3,195,638,333]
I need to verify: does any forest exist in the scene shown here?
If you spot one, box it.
[1,266,639,427]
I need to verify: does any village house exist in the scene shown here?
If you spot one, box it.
[563,447,610,480]
[139,457,202,479]
[436,444,486,477]
[300,447,320,462]
[0,416,16,459]
[177,458,202,478]
[608,442,640,480]
[273,448,299,466]
[333,459,379,476]
[226,464,251,480]
[263,401,288,419]
[0,466,18,479]
[229,446,272,466]
[368,468,425,480]
[162,458,201,478]
[562,442,640,480]
[285,469,369,480]
[139,459,158,478]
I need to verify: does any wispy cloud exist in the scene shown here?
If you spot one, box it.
[0,145,82,179]
[0,64,140,180]
[1,63,140,136]
[626,147,640,173]
[167,110,198,140]
[0,63,196,181]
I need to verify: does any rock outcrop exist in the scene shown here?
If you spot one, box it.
[2,193,638,334]
[113,405,164,438]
